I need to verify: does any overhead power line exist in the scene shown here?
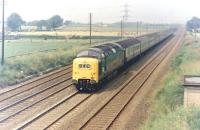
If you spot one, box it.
[2,0,5,65]
[120,3,131,38]
[89,13,92,46]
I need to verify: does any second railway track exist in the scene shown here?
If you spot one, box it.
[0,65,72,102]
[0,29,184,130]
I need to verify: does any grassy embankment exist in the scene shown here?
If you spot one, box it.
[0,38,119,87]
[141,33,200,130]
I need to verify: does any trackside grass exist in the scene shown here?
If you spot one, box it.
[0,49,74,87]
[141,33,200,130]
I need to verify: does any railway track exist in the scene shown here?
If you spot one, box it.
[0,65,72,100]
[0,29,184,130]
[0,64,74,129]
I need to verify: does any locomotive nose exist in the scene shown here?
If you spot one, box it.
[72,57,99,85]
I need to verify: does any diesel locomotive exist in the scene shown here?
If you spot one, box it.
[72,29,174,92]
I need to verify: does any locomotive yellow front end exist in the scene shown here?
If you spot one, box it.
[72,57,99,92]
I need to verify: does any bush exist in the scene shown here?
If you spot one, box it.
[187,108,200,130]
[143,107,200,130]
[0,49,74,87]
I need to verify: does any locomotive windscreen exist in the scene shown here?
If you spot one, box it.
[77,50,102,59]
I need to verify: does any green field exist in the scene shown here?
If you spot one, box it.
[2,38,117,58]
[141,33,200,130]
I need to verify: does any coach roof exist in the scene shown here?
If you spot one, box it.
[116,38,141,48]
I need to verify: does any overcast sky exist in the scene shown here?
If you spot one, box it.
[1,0,200,24]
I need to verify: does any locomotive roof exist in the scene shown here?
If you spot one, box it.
[92,44,113,52]
[116,38,141,48]
[92,43,123,56]
[77,43,121,59]
[93,43,122,51]
[137,32,158,38]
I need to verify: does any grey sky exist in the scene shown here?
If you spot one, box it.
[1,0,200,23]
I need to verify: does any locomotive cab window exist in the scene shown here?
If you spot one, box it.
[79,64,91,69]
[77,50,102,59]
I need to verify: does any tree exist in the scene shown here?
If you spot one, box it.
[27,20,39,26]
[7,13,24,31]
[36,20,48,30]
[64,20,72,26]
[47,15,63,30]
[187,17,200,30]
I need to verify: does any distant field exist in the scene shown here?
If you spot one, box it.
[10,26,156,37]
[4,27,157,58]
[11,31,124,37]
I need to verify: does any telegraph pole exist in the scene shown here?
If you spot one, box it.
[136,21,139,37]
[195,29,197,41]
[121,20,123,39]
[140,22,142,36]
[2,0,5,65]
[89,13,92,46]
[146,23,149,34]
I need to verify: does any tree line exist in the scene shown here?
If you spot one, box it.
[187,17,200,31]
[7,13,72,32]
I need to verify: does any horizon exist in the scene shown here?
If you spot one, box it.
[1,0,200,24]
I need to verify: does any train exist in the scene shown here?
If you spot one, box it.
[72,29,175,92]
